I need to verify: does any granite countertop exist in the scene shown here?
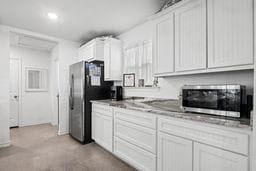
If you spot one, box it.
[91,98,252,131]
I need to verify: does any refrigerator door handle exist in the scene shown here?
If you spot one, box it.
[69,74,74,110]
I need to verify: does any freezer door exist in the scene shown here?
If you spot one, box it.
[69,61,85,142]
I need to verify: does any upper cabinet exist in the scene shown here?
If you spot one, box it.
[152,0,254,77]
[207,0,254,68]
[78,38,104,62]
[104,38,122,81]
[174,0,207,72]
[154,12,175,76]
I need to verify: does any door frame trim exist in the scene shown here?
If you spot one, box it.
[10,57,22,127]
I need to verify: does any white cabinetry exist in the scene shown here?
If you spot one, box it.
[157,132,193,171]
[91,104,113,152]
[78,38,104,62]
[207,0,253,68]
[157,116,250,171]
[174,0,207,72]
[113,108,157,171]
[152,0,254,77]
[194,143,248,171]
[91,103,251,171]
[154,12,175,76]
[104,38,122,81]
[114,137,156,171]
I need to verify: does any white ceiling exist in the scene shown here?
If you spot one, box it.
[0,0,165,43]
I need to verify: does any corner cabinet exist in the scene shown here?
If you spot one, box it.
[104,38,122,81]
[78,38,104,62]
[207,0,254,68]
[194,143,248,171]
[174,0,207,72]
[154,12,175,76]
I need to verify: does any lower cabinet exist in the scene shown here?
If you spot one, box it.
[194,142,249,171]
[157,132,193,171]
[91,104,250,171]
[92,112,113,152]
[114,137,156,171]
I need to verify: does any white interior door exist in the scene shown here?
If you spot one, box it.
[52,59,59,126]
[9,58,21,127]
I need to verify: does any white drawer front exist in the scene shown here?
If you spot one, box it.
[114,137,156,171]
[158,116,249,155]
[92,103,112,117]
[114,119,156,154]
[114,108,156,129]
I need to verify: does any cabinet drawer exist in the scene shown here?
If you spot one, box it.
[92,104,112,117]
[114,108,156,129]
[158,116,249,155]
[114,119,156,154]
[114,137,156,171]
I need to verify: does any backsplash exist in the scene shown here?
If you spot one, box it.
[116,70,254,99]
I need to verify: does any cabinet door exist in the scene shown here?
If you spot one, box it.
[208,0,253,68]
[154,13,175,75]
[101,114,113,152]
[78,45,87,61]
[158,132,193,171]
[174,0,207,72]
[92,112,102,143]
[194,142,248,171]
[92,111,113,152]
[86,43,95,61]
[104,40,111,80]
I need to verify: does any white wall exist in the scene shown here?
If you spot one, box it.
[118,20,254,99]
[57,41,79,135]
[10,46,52,126]
[0,29,10,147]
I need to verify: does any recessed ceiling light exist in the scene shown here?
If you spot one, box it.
[47,13,58,20]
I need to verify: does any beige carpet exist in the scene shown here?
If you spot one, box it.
[0,124,135,171]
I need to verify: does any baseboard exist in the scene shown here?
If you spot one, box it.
[0,141,10,148]
[19,122,51,127]
[58,131,69,136]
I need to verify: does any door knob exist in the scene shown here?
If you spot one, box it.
[14,95,18,99]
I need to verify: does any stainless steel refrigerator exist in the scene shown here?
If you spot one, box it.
[69,61,113,144]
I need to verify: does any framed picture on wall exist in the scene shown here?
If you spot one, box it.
[123,73,135,87]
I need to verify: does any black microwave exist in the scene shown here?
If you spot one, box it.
[181,85,246,118]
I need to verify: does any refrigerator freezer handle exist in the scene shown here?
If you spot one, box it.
[69,74,74,110]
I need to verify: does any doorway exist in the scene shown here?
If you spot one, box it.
[9,58,21,127]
